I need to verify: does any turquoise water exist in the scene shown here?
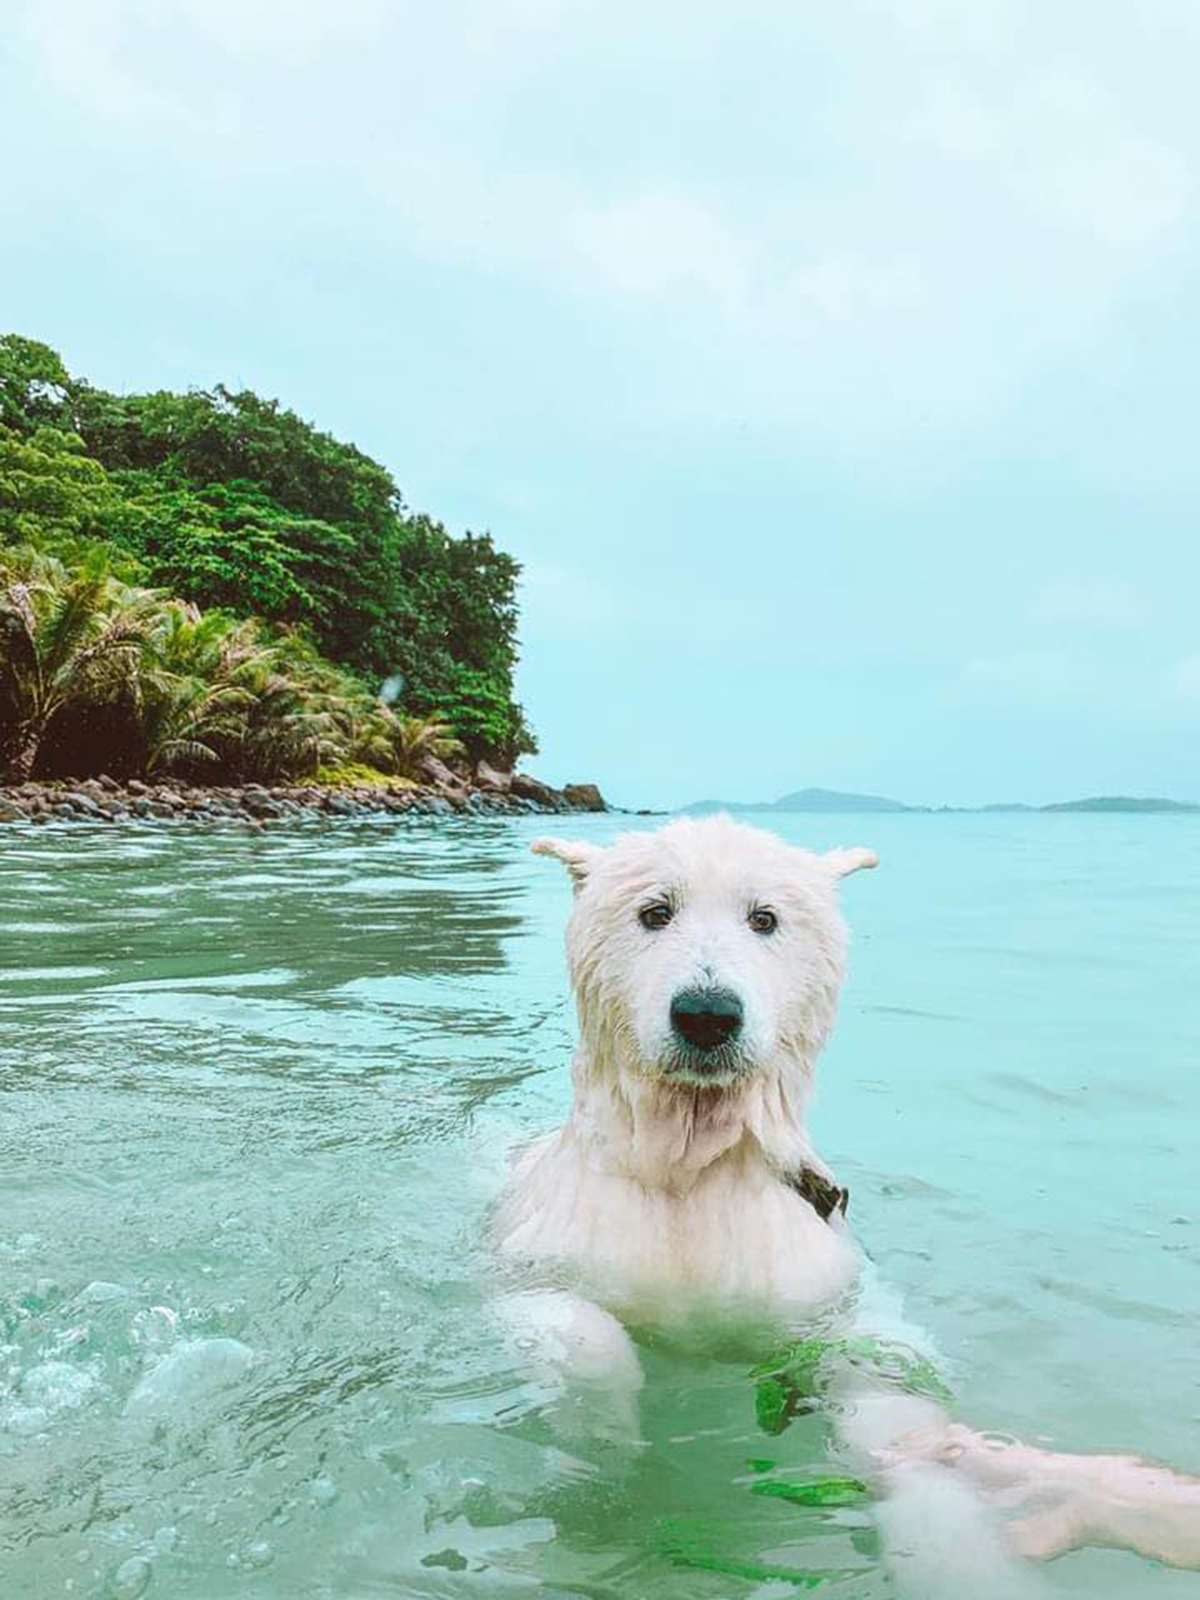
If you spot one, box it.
[2,813,1198,1597]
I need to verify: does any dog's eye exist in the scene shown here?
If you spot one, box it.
[638,902,673,931]
[748,907,777,935]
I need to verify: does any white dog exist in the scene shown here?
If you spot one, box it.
[493,817,1200,1588]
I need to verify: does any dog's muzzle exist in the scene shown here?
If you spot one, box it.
[669,987,744,1052]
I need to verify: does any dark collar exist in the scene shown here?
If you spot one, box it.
[783,1165,849,1223]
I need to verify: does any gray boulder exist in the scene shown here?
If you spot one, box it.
[563,782,607,813]
[510,772,560,808]
[64,791,105,817]
[474,760,512,793]
[420,755,466,792]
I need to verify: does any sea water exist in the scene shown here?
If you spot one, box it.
[1,813,1197,1597]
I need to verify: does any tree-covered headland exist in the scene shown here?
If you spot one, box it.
[0,334,535,785]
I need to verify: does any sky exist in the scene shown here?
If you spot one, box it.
[4,1,1200,809]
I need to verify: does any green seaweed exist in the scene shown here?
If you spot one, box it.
[750,1334,952,1434]
[666,1548,869,1587]
[750,1475,870,1508]
[755,1373,807,1435]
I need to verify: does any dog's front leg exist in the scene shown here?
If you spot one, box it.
[495,1288,644,1447]
[824,1384,1051,1600]
[886,1423,1200,1569]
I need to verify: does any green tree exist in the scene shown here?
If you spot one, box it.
[385,519,534,761]
[392,715,464,780]
[109,474,364,639]
[0,336,71,432]
[1,335,537,767]
[136,605,257,774]
[0,425,134,562]
[0,546,162,780]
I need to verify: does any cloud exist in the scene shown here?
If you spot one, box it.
[566,191,750,300]
[519,561,633,640]
[12,0,1199,465]
[1026,578,1160,629]
[1167,653,1200,703]
[946,647,1102,708]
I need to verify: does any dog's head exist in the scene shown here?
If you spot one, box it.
[533,816,876,1090]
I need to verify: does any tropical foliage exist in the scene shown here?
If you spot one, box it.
[0,546,160,780]
[0,333,535,781]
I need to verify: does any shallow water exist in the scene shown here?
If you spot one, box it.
[1,812,1198,1598]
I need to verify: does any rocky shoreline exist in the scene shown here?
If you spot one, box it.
[0,771,608,827]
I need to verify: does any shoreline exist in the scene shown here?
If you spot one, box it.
[0,773,609,827]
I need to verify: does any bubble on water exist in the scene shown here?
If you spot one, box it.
[110,1555,152,1598]
[241,1540,273,1569]
[79,1281,131,1304]
[126,1337,253,1415]
[2,1401,48,1435]
[130,1306,179,1355]
[19,1277,60,1312]
[21,1356,97,1408]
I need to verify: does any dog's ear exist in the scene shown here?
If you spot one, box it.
[822,846,879,879]
[531,836,601,889]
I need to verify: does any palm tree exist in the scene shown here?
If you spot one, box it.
[0,545,162,781]
[136,606,256,774]
[392,715,464,780]
[233,629,366,781]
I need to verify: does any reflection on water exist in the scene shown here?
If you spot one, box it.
[1,812,1198,1597]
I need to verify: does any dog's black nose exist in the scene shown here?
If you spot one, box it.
[670,988,744,1051]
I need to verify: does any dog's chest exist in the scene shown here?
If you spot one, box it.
[495,1130,858,1314]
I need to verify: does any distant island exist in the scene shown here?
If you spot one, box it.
[684,787,913,815]
[682,788,1200,816]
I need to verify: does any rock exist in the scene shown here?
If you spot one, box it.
[510,772,560,808]
[474,760,512,793]
[563,782,607,812]
[64,790,104,817]
[3,773,588,824]
[420,755,466,792]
